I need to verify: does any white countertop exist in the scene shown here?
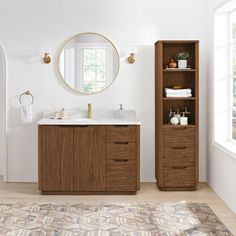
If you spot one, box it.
[37,117,141,126]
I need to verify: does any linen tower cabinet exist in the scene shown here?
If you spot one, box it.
[155,40,199,190]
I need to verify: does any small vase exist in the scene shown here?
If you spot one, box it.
[178,60,187,69]
[168,59,177,68]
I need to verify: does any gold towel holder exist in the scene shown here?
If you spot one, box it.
[19,91,34,105]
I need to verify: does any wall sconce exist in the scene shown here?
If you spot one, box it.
[42,47,52,64]
[43,52,51,64]
[127,47,138,64]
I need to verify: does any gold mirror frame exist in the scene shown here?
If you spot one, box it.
[58,32,120,95]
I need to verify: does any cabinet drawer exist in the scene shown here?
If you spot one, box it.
[163,166,195,187]
[106,142,136,160]
[163,126,195,148]
[105,159,136,191]
[163,147,195,167]
[106,126,136,143]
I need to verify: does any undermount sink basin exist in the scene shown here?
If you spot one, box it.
[75,118,101,122]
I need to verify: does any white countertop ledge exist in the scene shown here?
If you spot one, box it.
[37,118,141,126]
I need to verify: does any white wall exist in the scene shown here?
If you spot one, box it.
[207,0,236,214]
[0,0,207,182]
[0,46,5,176]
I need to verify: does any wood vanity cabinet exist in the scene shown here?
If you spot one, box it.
[155,40,199,190]
[38,125,140,194]
[38,126,74,192]
[105,126,139,192]
[73,126,106,192]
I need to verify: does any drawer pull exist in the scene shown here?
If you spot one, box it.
[172,147,186,150]
[172,166,187,169]
[79,125,89,128]
[114,159,129,162]
[114,142,129,145]
[113,125,128,128]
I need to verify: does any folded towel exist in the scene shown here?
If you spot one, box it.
[165,88,192,94]
[165,93,192,98]
[20,104,33,123]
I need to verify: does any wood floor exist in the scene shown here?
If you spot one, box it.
[0,180,235,234]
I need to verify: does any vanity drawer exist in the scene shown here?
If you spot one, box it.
[106,142,136,160]
[106,126,136,143]
[163,126,195,148]
[163,166,195,187]
[163,147,195,167]
[105,159,136,191]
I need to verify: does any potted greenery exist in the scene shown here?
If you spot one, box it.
[175,52,190,69]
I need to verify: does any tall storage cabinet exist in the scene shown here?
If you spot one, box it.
[155,40,199,190]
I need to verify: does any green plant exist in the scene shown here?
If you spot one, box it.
[175,52,190,60]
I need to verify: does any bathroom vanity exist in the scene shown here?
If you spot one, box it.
[38,118,140,194]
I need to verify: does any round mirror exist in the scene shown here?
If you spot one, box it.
[58,33,120,94]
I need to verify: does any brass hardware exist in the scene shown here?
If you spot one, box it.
[127,53,135,64]
[19,91,34,105]
[87,103,92,118]
[58,32,120,95]
[43,52,51,64]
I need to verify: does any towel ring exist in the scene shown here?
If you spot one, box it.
[19,91,34,105]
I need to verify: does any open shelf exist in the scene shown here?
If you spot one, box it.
[163,97,196,100]
[163,69,196,72]
[162,124,196,128]
[162,43,196,69]
[155,40,199,190]
[163,99,196,125]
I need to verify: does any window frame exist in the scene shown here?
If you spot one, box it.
[229,9,236,143]
[77,42,113,93]
[81,47,108,93]
[214,7,236,150]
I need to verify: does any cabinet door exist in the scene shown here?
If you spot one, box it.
[74,126,105,191]
[38,126,74,191]
[106,159,137,191]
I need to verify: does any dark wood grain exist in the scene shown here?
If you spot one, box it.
[39,124,140,194]
[155,40,199,190]
[163,126,195,147]
[163,147,195,167]
[41,191,136,195]
[136,126,140,190]
[38,125,74,191]
[195,41,200,186]
[163,166,195,187]
[155,41,164,186]
[73,126,105,191]
[105,159,137,191]
[106,142,135,160]
[106,126,136,142]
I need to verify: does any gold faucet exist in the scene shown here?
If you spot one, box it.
[87,103,92,118]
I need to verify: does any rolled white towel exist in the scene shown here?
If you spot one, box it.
[165,88,192,94]
[165,93,192,98]
[20,104,33,123]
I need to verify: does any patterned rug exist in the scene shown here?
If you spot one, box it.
[0,202,232,235]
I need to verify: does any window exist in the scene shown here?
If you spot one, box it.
[214,2,236,150]
[82,48,107,93]
[230,14,236,141]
